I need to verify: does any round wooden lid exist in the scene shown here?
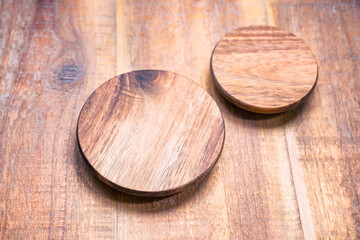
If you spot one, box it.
[77,70,225,197]
[211,25,318,114]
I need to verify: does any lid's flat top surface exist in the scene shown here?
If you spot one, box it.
[77,70,225,196]
[211,25,318,114]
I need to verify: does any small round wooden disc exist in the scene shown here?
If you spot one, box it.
[77,70,225,197]
[211,25,318,114]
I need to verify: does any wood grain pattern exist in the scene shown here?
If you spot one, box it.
[211,25,318,114]
[269,0,360,238]
[0,0,119,239]
[0,0,359,239]
[77,70,224,197]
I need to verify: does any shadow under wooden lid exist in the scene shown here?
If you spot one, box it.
[211,25,318,114]
[77,70,225,197]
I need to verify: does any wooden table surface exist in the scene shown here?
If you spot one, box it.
[0,0,359,239]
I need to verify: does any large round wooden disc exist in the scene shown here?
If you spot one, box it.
[77,70,225,197]
[211,25,318,114]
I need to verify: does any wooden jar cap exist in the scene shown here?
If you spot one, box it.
[211,25,318,114]
[77,70,225,197]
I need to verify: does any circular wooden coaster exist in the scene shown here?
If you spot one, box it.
[77,70,225,197]
[211,25,318,114]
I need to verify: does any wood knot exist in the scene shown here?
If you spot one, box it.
[134,70,159,83]
[58,65,81,83]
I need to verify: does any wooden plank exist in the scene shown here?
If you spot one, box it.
[267,0,360,239]
[0,0,118,239]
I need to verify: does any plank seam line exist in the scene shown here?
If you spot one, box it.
[283,126,305,240]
